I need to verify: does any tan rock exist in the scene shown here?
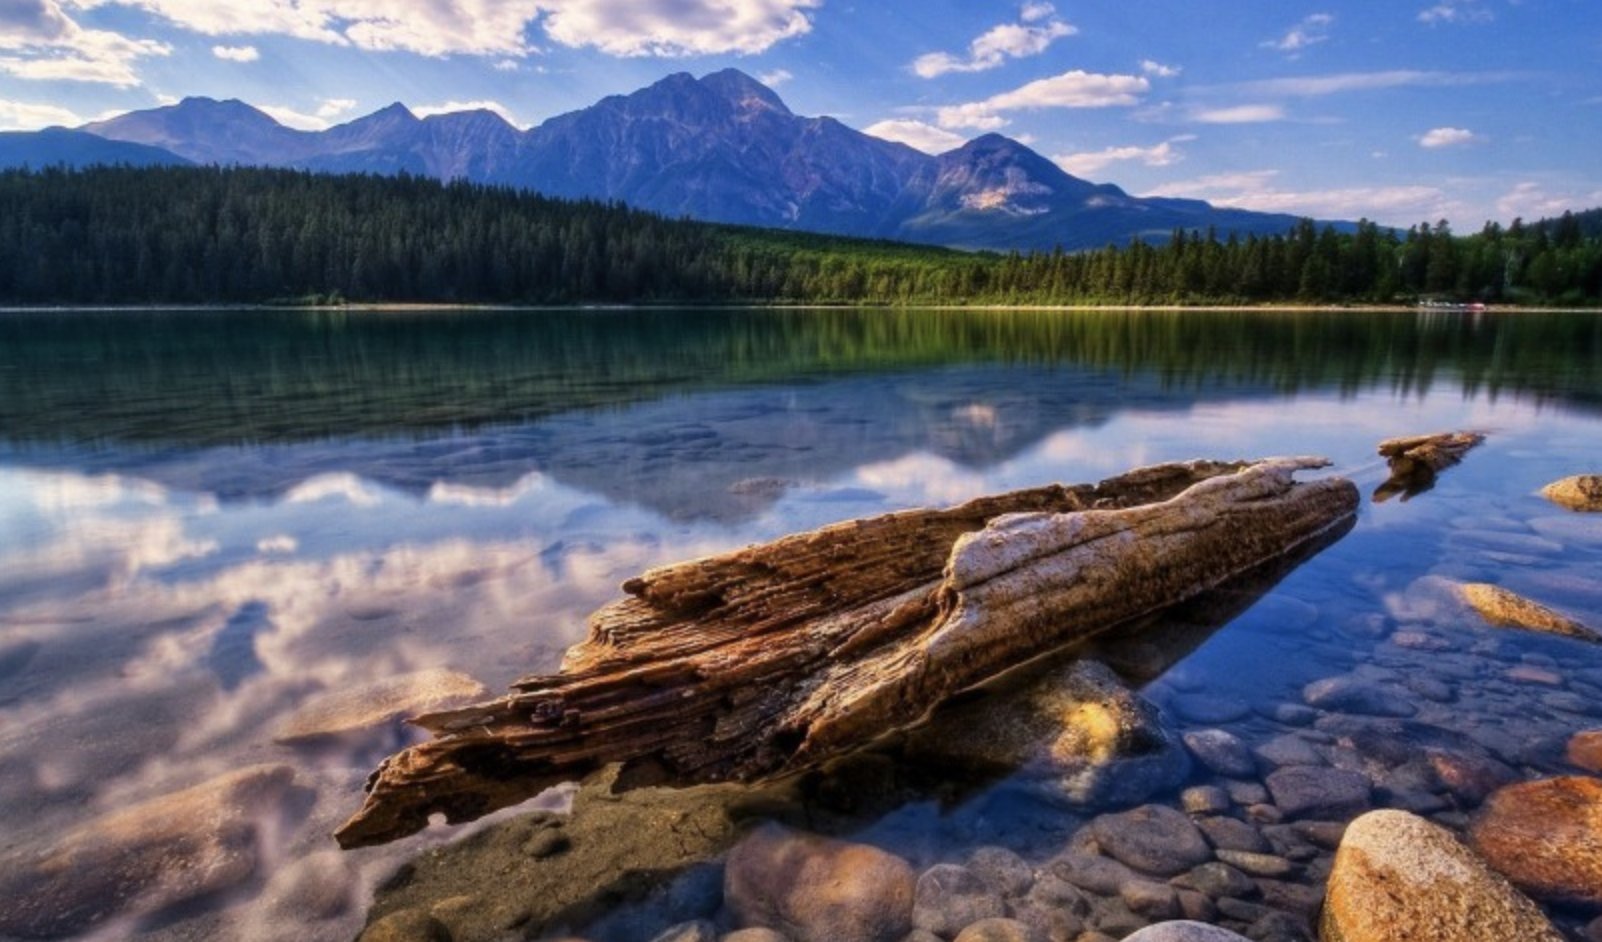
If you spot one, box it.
[1541,475,1602,512]
[1569,731,1602,773]
[0,764,295,938]
[1470,776,1602,907]
[725,823,915,942]
[1457,582,1600,642]
[275,667,487,742]
[1323,809,1562,942]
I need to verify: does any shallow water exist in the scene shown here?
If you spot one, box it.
[0,307,1599,941]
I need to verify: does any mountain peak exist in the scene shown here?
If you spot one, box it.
[699,68,791,115]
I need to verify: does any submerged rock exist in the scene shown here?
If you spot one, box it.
[1470,776,1602,907]
[1373,431,1484,503]
[1264,766,1370,820]
[1182,729,1255,778]
[1301,675,1415,717]
[911,864,1005,937]
[1322,809,1561,942]
[1541,474,1602,512]
[1087,804,1213,877]
[1568,730,1602,773]
[0,764,296,938]
[1123,923,1253,942]
[725,823,915,942]
[1456,583,1600,642]
[909,659,1189,808]
[275,667,488,742]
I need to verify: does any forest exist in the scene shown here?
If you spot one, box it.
[0,165,1598,306]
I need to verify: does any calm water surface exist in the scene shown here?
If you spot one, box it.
[0,308,1599,941]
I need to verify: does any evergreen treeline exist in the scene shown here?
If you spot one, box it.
[1,165,1598,306]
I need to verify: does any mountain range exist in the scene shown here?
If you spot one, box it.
[4,69,1318,252]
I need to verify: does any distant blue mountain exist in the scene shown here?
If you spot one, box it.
[56,70,1320,251]
[0,127,190,170]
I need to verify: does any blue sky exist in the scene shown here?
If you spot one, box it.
[2,0,1599,226]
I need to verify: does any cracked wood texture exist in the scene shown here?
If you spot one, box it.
[337,458,1358,848]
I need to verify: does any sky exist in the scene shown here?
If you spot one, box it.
[1,0,1599,227]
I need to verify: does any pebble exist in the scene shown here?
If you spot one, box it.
[649,920,719,942]
[1183,729,1256,777]
[1253,734,1323,768]
[967,846,1034,898]
[1270,704,1318,727]
[1049,852,1138,896]
[911,864,1005,937]
[1181,786,1231,816]
[1170,862,1256,900]
[1120,879,1181,920]
[357,910,451,942]
[1122,923,1254,942]
[1568,730,1602,772]
[1505,665,1564,686]
[1194,816,1270,854]
[1224,781,1269,806]
[1212,850,1294,879]
[1171,693,1253,724]
[722,930,790,942]
[952,917,1035,942]
[1264,766,1371,819]
[1301,675,1416,718]
[723,824,915,942]
[1088,805,1214,877]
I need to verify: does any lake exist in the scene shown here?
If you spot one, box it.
[1,307,1600,942]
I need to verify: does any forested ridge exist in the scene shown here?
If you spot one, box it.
[1,165,1598,306]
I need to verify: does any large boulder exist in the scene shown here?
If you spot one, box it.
[1456,583,1599,642]
[1569,731,1602,773]
[1470,776,1602,907]
[909,660,1188,808]
[1541,475,1602,512]
[724,824,915,942]
[0,764,296,937]
[1323,809,1562,941]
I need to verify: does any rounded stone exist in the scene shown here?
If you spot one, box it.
[1122,920,1252,941]
[967,846,1034,898]
[1181,786,1231,816]
[1301,675,1416,718]
[1541,475,1602,512]
[1264,766,1370,819]
[1088,805,1213,877]
[358,909,452,942]
[1182,729,1256,778]
[1470,776,1602,907]
[724,824,915,942]
[1456,583,1599,641]
[650,920,719,942]
[1568,730,1602,773]
[722,930,791,942]
[952,917,1036,942]
[911,864,1005,937]
[1324,809,1562,942]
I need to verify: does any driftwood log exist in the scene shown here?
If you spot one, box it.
[337,457,1359,848]
[1374,431,1485,502]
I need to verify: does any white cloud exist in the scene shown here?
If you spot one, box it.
[1193,104,1285,124]
[758,68,793,87]
[1263,13,1333,53]
[937,69,1149,130]
[69,0,821,59]
[0,0,169,87]
[211,44,259,61]
[1235,69,1512,98]
[492,58,519,71]
[1495,182,1602,221]
[541,0,821,56]
[862,118,967,154]
[1140,59,1180,78]
[1417,126,1477,148]
[0,97,86,129]
[913,12,1077,79]
[413,99,524,128]
[1053,135,1193,177]
[1019,1,1055,23]
[258,97,358,130]
[1419,0,1493,24]
[1145,169,1459,222]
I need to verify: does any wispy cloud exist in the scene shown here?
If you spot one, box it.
[1053,135,1194,177]
[0,97,86,130]
[1193,104,1285,124]
[1419,0,1494,24]
[211,44,259,62]
[257,97,357,131]
[413,99,524,128]
[1234,69,1519,98]
[912,4,1076,79]
[759,68,793,87]
[1495,181,1602,220]
[1145,169,1460,222]
[1418,126,1478,148]
[937,69,1150,130]
[1263,13,1334,54]
[64,0,821,59]
[862,119,967,154]
[1140,59,1180,78]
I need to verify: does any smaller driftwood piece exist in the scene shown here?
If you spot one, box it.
[337,457,1359,849]
[1374,430,1485,502]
